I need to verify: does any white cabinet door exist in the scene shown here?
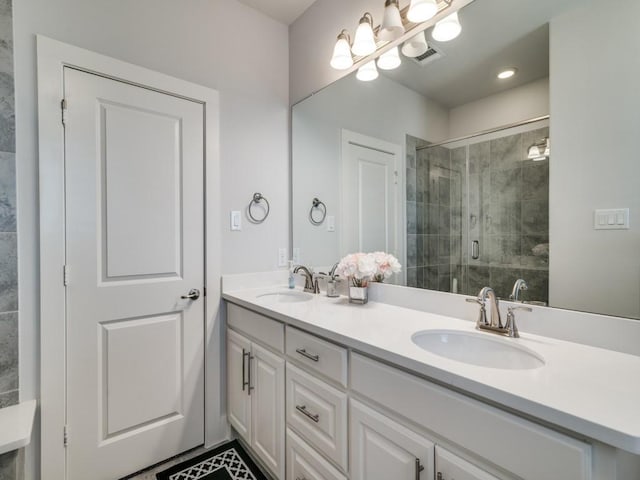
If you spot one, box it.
[350,399,434,480]
[227,329,252,443]
[435,446,501,480]
[251,342,285,479]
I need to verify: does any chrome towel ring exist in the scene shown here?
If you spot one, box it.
[248,192,270,224]
[309,197,327,225]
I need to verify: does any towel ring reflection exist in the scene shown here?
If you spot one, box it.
[248,193,270,224]
[309,198,327,225]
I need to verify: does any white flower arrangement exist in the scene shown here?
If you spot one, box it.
[335,251,402,287]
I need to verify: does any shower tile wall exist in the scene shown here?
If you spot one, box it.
[406,135,464,292]
[0,0,19,478]
[406,127,549,304]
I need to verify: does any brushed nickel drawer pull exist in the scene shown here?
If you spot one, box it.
[296,348,319,362]
[296,477,308,480]
[295,404,320,423]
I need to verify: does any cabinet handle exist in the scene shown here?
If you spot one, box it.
[295,404,320,423]
[471,240,480,260]
[415,458,425,480]
[295,348,319,362]
[241,349,249,391]
[296,477,308,480]
[247,353,254,395]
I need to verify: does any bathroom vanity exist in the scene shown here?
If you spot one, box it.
[223,282,640,480]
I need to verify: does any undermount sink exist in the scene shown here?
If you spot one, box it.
[256,291,313,304]
[412,329,545,370]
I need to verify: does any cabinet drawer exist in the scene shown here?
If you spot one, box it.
[286,326,348,387]
[287,428,347,480]
[227,303,284,353]
[435,446,500,480]
[286,363,348,471]
[351,353,592,480]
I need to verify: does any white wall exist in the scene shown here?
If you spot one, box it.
[292,74,448,267]
[13,0,289,476]
[448,77,549,138]
[548,0,640,319]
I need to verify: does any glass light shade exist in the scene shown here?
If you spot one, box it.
[356,60,379,81]
[352,14,377,56]
[527,145,541,159]
[401,31,429,58]
[377,47,402,70]
[330,34,353,70]
[407,0,438,23]
[379,0,405,42]
[432,12,462,42]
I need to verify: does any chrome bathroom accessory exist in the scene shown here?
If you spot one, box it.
[309,197,327,225]
[316,262,341,297]
[509,278,528,302]
[293,265,319,293]
[247,192,270,223]
[505,305,532,338]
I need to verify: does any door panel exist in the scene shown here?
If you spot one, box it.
[342,133,399,258]
[101,102,182,279]
[64,67,205,479]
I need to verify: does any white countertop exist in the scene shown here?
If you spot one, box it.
[223,285,640,455]
[0,400,37,455]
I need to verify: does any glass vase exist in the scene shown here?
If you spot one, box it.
[349,285,368,304]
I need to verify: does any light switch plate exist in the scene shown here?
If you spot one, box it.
[327,215,335,232]
[594,208,629,230]
[230,211,241,231]
[278,248,287,267]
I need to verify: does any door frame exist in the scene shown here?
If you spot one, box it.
[340,129,405,283]
[37,36,222,479]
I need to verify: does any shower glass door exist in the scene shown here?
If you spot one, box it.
[405,119,549,304]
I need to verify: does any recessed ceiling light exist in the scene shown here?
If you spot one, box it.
[497,68,517,80]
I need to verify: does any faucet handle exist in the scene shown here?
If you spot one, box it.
[466,297,483,305]
[505,305,532,338]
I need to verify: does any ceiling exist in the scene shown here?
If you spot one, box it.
[236,0,316,25]
[381,0,586,108]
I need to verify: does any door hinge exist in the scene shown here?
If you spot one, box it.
[203,287,207,297]
[63,425,68,447]
[394,170,399,185]
[63,265,70,286]
[61,98,67,125]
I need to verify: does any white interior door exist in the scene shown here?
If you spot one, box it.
[342,131,401,257]
[64,67,205,479]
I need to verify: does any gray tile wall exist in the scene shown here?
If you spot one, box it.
[406,127,549,304]
[0,0,19,477]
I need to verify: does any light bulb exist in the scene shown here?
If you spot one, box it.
[401,31,429,58]
[432,12,462,42]
[377,46,401,70]
[497,68,517,79]
[352,13,377,56]
[356,60,379,81]
[379,0,405,42]
[407,0,438,23]
[330,31,353,70]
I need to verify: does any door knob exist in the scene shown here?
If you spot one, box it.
[181,288,200,300]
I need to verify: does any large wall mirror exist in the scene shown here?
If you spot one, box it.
[292,0,640,319]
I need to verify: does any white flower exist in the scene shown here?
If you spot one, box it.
[336,251,402,285]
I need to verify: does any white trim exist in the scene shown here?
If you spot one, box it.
[340,129,404,278]
[37,36,223,479]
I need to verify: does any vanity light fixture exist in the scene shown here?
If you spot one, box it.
[497,67,517,79]
[527,137,550,161]
[356,60,379,81]
[401,30,429,57]
[432,11,461,42]
[352,12,377,56]
[379,0,405,41]
[377,46,402,70]
[407,0,438,23]
[330,30,354,70]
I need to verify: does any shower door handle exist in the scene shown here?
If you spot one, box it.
[471,240,480,260]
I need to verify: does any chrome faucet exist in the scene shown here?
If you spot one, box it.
[466,286,532,337]
[316,262,340,297]
[293,265,319,294]
[509,279,528,302]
